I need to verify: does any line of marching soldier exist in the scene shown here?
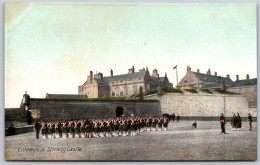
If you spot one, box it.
[40,117,169,139]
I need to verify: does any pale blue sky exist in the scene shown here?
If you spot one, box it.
[5,3,257,108]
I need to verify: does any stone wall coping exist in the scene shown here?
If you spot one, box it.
[161,93,244,97]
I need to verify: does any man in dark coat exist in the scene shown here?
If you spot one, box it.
[35,120,41,139]
[248,113,252,130]
[177,114,180,122]
[236,112,242,130]
[220,113,226,134]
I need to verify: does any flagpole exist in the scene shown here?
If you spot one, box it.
[176,67,178,87]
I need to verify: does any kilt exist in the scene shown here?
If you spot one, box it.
[42,129,46,135]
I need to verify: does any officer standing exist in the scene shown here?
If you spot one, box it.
[35,120,41,139]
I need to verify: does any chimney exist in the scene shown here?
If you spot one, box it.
[128,66,135,74]
[214,72,217,76]
[207,68,211,75]
[246,74,250,84]
[139,67,145,72]
[197,69,200,73]
[110,69,113,77]
[236,75,239,83]
[222,80,226,90]
[100,73,103,80]
[226,74,230,79]
[90,71,93,82]
[187,66,191,73]
[165,72,167,78]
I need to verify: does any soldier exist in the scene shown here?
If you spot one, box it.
[152,118,156,131]
[163,117,168,131]
[54,122,59,139]
[220,113,226,134]
[69,120,75,138]
[93,121,99,138]
[146,118,151,131]
[177,114,180,122]
[122,119,127,136]
[172,113,175,122]
[75,120,81,138]
[158,117,163,131]
[85,123,90,138]
[230,113,237,131]
[106,120,112,137]
[131,119,137,136]
[81,119,86,138]
[62,120,69,138]
[57,120,62,138]
[236,112,242,131]
[41,122,47,139]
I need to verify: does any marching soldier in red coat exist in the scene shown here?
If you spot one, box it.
[41,122,47,139]
[163,117,169,131]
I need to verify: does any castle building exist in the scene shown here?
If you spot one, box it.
[227,75,257,107]
[177,66,257,107]
[177,66,233,89]
[78,66,173,98]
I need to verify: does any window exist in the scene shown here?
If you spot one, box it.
[184,80,188,83]
[112,92,115,97]
[120,91,123,96]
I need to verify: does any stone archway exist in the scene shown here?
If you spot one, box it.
[116,107,123,117]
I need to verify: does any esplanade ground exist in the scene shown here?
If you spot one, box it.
[5,120,257,161]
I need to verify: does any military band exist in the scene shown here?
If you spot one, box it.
[40,117,169,139]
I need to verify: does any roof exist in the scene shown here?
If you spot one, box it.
[201,83,222,89]
[159,77,165,81]
[231,78,257,87]
[46,94,88,99]
[94,71,147,83]
[192,72,233,86]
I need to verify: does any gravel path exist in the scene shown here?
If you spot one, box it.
[5,120,257,161]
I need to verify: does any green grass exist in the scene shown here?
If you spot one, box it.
[183,89,198,93]
[5,108,25,122]
[143,90,157,96]
[163,88,183,93]
[30,98,159,102]
[214,89,240,95]
[199,89,213,94]
[129,90,158,99]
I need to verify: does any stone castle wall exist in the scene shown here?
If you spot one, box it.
[144,93,257,118]
[29,100,161,121]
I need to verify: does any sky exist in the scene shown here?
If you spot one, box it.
[5,3,257,108]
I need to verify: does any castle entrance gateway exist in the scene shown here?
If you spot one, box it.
[116,107,123,117]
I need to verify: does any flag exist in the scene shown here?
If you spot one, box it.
[173,65,177,69]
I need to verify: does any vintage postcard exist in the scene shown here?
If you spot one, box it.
[5,2,257,161]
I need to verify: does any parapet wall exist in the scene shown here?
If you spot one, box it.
[144,93,257,118]
[29,100,161,121]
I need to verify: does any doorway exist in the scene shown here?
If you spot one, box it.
[116,107,123,117]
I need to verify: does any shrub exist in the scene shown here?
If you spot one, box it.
[163,88,182,93]
[184,89,198,93]
[215,89,239,95]
[199,89,213,94]
[5,108,25,122]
